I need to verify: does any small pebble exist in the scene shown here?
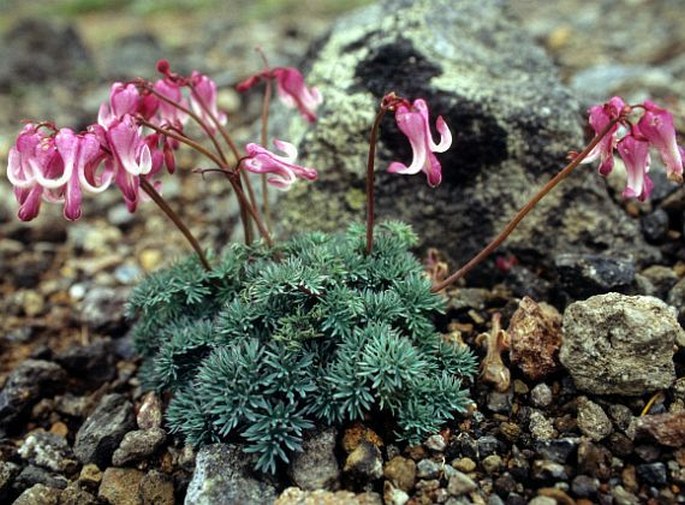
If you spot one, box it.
[636,462,668,486]
[529,410,557,441]
[530,383,553,408]
[577,397,612,441]
[383,456,416,492]
[446,470,477,496]
[571,474,600,498]
[452,457,476,473]
[416,458,442,479]
[425,434,446,452]
[482,454,503,475]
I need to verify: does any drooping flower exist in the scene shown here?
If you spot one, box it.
[237,67,323,122]
[6,124,109,220]
[637,100,684,183]
[153,78,188,128]
[581,97,684,201]
[98,82,158,128]
[616,129,652,201]
[105,115,153,211]
[387,99,452,187]
[241,139,318,190]
[581,96,628,176]
[189,71,227,133]
[271,68,322,123]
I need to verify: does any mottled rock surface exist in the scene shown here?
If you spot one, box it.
[184,444,277,505]
[560,293,682,395]
[278,0,656,284]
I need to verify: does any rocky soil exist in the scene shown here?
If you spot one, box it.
[1,0,685,504]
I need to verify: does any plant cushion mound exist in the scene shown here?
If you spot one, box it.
[127,221,477,473]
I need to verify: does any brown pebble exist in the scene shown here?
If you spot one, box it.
[508,297,562,381]
[137,392,163,430]
[452,457,476,473]
[341,422,383,453]
[636,411,685,447]
[621,465,638,492]
[99,468,145,505]
[140,470,175,505]
[383,456,416,492]
[50,421,69,438]
[403,444,426,461]
[79,464,103,492]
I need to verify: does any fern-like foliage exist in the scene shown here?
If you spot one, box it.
[129,221,477,473]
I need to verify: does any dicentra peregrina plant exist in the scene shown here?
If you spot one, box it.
[6,56,684,472]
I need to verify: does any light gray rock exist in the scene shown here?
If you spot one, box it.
[277,0,657,284]
[576,397,612,441]
[184,444,277,505]
[19,431,78,474]
[287,427,340,491]
[560,293,682,395]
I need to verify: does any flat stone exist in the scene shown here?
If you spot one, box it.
[12,483,61,505]
[74,393,136,467]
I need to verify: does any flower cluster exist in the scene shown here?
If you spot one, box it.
[582,97,684,201]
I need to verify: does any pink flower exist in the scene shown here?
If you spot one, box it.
[637,100,684,183]
[153,78,189,128]
[105,115,152,211]
[387,99,452,187]
[271,68,322,123]
[6,124,109,220]
[98,82,158,128]
[189,71,226,133]
[237,67,322,122]
[241,139,318,190]
[616,129,652,201]
[581,96,628,176]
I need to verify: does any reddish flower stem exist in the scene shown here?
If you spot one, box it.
[139,177,211,271]
[430,118,620,293]
[260,68,274,232]
[365,107,388,256]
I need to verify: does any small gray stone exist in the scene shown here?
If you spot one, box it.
[529,410,557,441]
[530,383,553,408]
[446,470,477,496]
[636,462,668,486]
[416,458,441,479]
[611,485,640,505]
[79,286,129,332]
[12,483,61,505]
[576,397,612,442]
[531,459,568,481]
[571,474,600,498]
[15,465,69,491]
[555,253,637,299]
[528,497,557,505]
[184,444,277,505]
[534,438,579,464]
[561,293,682,395]
[59,483,99,505]
[0,461,20,500]
[476,435,502,459]
[0,359,67,430]
[74,393,136,468]
[55,340,116,383]
[287,427,339,491]
[19,431,78,474]
[112,428,167,466]
[425,434,446,452]
[481,455,503,475]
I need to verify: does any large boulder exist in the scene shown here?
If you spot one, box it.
[277,0,657,285]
